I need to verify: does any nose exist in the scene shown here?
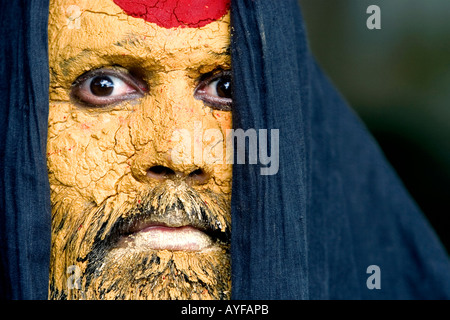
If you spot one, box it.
[129,71,218,187]
[146,165,210,185]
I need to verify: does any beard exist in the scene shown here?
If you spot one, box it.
[48,180,231,300]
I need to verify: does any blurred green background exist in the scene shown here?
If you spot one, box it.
[299,0,450,251]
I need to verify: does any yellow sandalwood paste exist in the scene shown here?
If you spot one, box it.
[47,0,232,300]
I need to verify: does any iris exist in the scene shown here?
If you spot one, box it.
[90,76,114,96]
[216,76,231,98]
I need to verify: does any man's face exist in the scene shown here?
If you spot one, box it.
[47,0,232,299]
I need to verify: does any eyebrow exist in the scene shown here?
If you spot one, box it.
[115,36,231,55]
[58,34,231,82]
[60,49,96,77]
[113,35,144,48]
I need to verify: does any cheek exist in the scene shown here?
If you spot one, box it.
[204,110,233,191]
[213,110,232,132]
[46,101,233,202]
[47,104,133,204]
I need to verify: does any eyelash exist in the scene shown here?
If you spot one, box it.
[70,67,232,111]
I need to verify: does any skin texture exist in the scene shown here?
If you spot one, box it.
[48,0,232,299]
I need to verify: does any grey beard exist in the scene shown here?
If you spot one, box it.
[49,180,231,300]
[81,243,230,299]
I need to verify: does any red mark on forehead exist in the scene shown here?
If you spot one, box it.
[113,0,230,29]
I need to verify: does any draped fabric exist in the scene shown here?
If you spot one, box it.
[0,0,51,299]
[0,0,449,300]
[230,0,450,299]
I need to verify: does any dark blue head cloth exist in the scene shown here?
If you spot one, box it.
[0,0,51,299]
[0,0,449,300]
[230,0,450,299]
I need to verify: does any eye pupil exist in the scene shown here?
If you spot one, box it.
[90,76,114,96]
[216,77,231,98]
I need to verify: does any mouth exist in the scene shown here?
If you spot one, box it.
[117,223,215,252]
[91,184,231,255]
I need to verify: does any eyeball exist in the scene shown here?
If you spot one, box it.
[71,68,147,107]
[194,70,232,111]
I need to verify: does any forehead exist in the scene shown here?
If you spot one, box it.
[113,0,230,28]
[48,0,231,73]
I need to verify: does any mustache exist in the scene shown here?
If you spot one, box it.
[115,182,231,244]
[89,181,231,256]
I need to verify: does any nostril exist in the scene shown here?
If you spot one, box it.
[147,165,175,180]
[146,166,209,184]
[188,168,210,184]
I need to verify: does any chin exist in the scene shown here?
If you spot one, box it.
[80,246,231,300]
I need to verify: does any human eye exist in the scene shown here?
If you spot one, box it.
[194,70,232,111]
[71,67,147,107]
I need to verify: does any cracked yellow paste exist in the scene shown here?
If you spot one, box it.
[48,0,232,300]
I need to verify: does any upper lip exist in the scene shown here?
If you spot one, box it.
[123,212,211,235]
[114,210,230,247]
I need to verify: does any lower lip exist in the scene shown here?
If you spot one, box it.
[120,225,213,252]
